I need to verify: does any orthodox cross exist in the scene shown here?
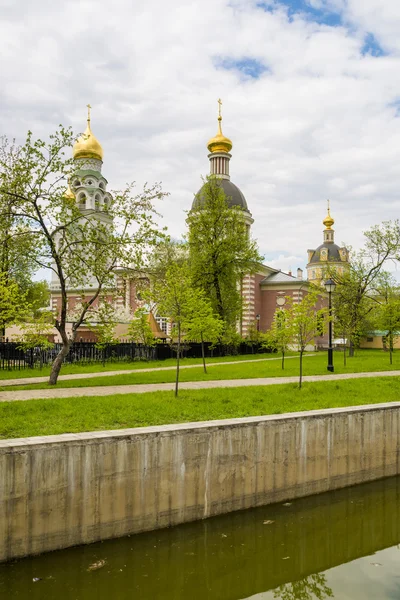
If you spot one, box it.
[87,103,92,123]
[218,98,222,119]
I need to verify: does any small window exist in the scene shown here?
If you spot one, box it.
[99,181,105,190]
[73,179,81,188]
[366,337,373,342]
[87,180,93,185]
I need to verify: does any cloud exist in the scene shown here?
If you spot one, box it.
[1,0,400,278]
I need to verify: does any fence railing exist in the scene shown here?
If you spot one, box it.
[0,341,272,371]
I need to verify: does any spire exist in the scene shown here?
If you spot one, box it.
[207,98,233,154]
[73,104,104,161]
[323,200,335,243]
[323,199,335,230]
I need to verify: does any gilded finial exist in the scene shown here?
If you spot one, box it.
[207,98,232,154]
[323,200,334,230]
[73,105,104,161]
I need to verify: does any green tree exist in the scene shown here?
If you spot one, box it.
[0,272,30,335]
[264,309,293,369]
[127,307,156,359]
[246,319,262,354]
[372,273,400,364]
[16,312,54,369]
[330,220,400,358]
[87,301,119,366]
[285,291,328,388]
[182,294,224,373]
[0,127,166,384]
[187,175,262,331]
[154,262,201,396]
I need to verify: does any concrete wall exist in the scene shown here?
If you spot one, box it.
[1,402,400,562]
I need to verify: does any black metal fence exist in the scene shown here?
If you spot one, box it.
[0,340,272,371]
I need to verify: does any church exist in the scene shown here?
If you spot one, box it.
[48,104,350,342]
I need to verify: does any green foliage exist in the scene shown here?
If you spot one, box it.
[371,273,400,363]
[25,281,50,318]
[87,301,119,351]
[127,308,156,348]
[187,175,262,329]
[0,272,30,333]
[273,574,333,600]
[264,309,293,369]
[284,291,328,387]
[0,127,167,383]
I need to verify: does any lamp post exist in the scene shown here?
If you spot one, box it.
[324,278,336,373]
[256,314,260,332]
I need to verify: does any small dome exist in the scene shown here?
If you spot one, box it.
[63,183,75,200]
[323,206,334,230]
[207,115,232,154]
[309,243,342,264]
[73,111,103,161]
[192,179,248,211]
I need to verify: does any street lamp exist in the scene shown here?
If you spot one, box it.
[256,314,260,332]
[324,278,336,372]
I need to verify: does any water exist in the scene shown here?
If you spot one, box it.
[1,476,400,599]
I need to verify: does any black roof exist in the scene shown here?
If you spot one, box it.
[309,243,342,264]
[192,179,248,211]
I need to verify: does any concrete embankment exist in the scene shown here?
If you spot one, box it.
[1,401,399,562]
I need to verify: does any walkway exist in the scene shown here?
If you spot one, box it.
[0,354,316,387]
[1,370,399,402]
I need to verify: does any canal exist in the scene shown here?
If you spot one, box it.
[1,475,399,599]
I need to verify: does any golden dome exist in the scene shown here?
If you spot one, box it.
[64,183,75,200]
[207,99,232,154]
[73,105,103,161]
[323,201,334,230]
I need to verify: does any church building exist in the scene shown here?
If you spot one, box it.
[46,104,349,343]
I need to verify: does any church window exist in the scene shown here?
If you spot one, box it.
[87,180,93,185]
[73,179,81,188]
[99,181,105,190]
[95,194,101,209]
[78,193,86,208]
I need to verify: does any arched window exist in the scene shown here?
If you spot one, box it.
[95,194,101,210]
[73,179,81,188]
[78,193,86,209]
[99,181,105,190]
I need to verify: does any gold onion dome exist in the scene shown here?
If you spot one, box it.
[64,183,75,199]
[207,99,232,154]
[73,104,103,161]
[323,202,335,230]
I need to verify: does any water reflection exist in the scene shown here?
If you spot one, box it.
[273,575,333,600]
[0,476,399,599]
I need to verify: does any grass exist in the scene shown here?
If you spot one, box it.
[1,376,399,439]
[0,352,276,381]
[2,349,399,391]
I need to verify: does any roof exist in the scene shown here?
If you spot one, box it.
[192,179,249,211]
[308,242,342,264]
[260,271,302,285]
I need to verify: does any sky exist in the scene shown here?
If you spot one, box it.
[1,0,400,274]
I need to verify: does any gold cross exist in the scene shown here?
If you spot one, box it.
[87,103,92,122]
[218,98,222,119]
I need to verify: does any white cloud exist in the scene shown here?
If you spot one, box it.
[1,0,400,276]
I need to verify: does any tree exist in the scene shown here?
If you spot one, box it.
[16,312,54,369]
[0,272,30,335]
[127,307,156,359]
[87,301,119,365]
[330,220,400,358]
[246,319,262,354]
[187,175,262,331]
[182,294,224,373]
[285,291,328,388]
[153,262,202,396]
[0,127,166,384]
[372,273,400,365]
[264,309,293,369]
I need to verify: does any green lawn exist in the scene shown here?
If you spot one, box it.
[0,352,275,381]
[1,376,399,439]
[2,349,399,391]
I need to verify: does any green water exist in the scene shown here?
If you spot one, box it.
[1,476,400,599]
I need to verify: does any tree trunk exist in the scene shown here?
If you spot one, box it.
[282,350,285,370]
[175,323,181,397]
[299,350,303,389]
[390,332,393,365]
[201,332,207,374]
[49,340,71,385]
[343,344,347,367]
